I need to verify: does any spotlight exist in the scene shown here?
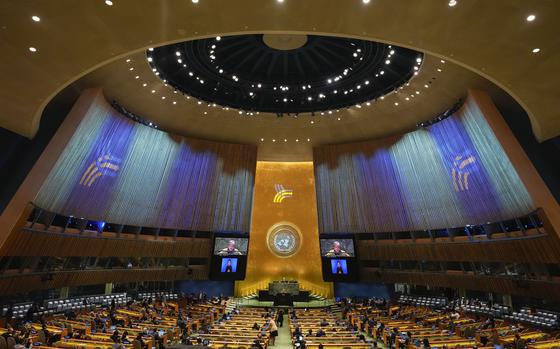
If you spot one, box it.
[105,0,113,6]
[526,14,536,22]
[28,47,37,52]
[532,48,540,53]
[31,15,40,22]
[448,0,457,6]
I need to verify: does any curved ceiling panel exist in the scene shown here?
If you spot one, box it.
[1,0,558,144]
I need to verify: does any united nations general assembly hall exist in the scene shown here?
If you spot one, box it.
[1,1,560,349]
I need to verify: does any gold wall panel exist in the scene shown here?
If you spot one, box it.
[236,161,332,298]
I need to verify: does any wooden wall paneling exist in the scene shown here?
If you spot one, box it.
[360,268,560,300]
[0,267,208,295]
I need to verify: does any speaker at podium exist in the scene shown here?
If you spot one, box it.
[258,279,310,306]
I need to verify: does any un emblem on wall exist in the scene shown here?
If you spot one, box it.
[266,223,302,258]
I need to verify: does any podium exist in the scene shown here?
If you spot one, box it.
[269,280,299,295]
[258,280,310,306]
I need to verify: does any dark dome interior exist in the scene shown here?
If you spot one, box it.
[149,34,423,114]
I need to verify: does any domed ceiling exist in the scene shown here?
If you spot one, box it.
[148,34,422,114]
[73,32,504,161]
[1,0,559,149]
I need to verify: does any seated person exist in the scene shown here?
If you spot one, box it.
[316,328,326,337]
[320,318,329,327]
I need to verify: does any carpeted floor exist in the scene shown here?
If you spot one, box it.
[272,315,293,349]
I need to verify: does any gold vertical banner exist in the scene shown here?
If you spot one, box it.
[235,161,333,298]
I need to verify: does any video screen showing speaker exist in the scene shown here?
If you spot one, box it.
[213,237,249,256]
[210,235,248,280]
[320,238,355,258]
[220,258,238,273]
[331,259,348,275]
[320,235,357,281]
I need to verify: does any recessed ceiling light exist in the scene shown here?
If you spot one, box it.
[129,67,134,71]
[532,48,540,53]
[272,139,276,142]
[440,59,446,63]
[151,90,156,93]
[385,59,391,64]
[337,117,341,120]
[260,138,264,142]
[28,47,37,53]
[173,101,177,105]
[31,15,40,22]
[448,0,457,6]
[191,0,199,3]
[142,83,147,87]
[362,0,370,3]
[437,68,442,72]
[216,36,221,41]
[105,0,113,6]
[277,0,284,2]
[526,14,536,22]
[284,139,287,142]
[310,121,314,124]
[307,138,310,142]
[394,102,399,106]
[126,59,131,63]
[135,75,139,79]
[424,84,429,88]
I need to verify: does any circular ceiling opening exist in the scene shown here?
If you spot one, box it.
[262,34,308,50]
[148,34,423,114]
